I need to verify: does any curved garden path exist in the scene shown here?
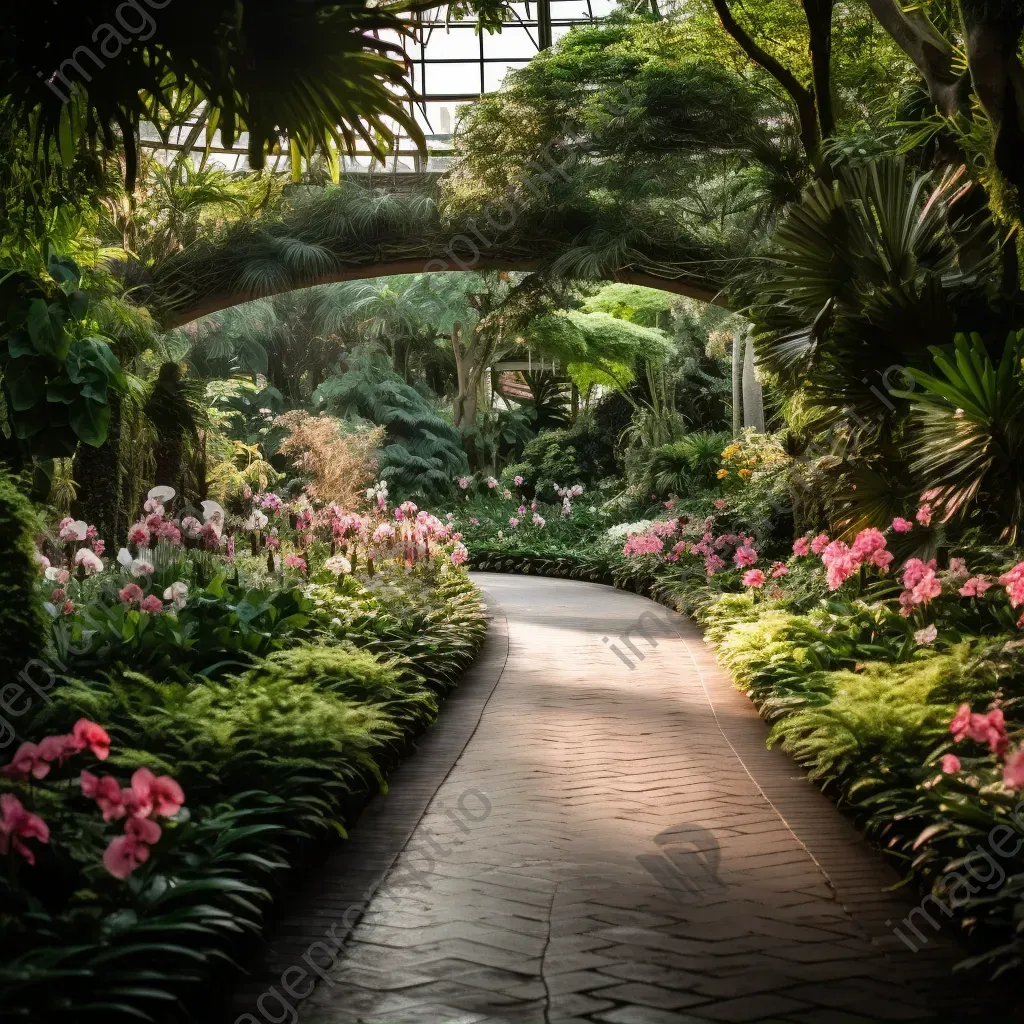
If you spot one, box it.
[235,574,984,1024]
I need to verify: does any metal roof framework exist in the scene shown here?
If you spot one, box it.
[140,1,617,174]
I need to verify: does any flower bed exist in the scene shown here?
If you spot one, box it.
[0,480,486,1023]
[452,468,1024,974]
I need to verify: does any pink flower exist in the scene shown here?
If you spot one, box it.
[704,554,726,576]
[1003,750,1024,791]
[948,557,968,577]
[469,517,479,526]
[139,595,164,614]
[950,705,1008,755]
[940,754,961,774]
[458,476,469,489]
[74,548,103,575]
[509,518,519,529]
[792,537,811,557]
[50,588,65,603]
[72,720,110,760]
[125,814,162,846]
[901,558,937,590]
[91,539,105,556]
[130,767,185,819]
[999,561,1024,608]
[127,521,151,545]
[959,576,992,598]
[37,734,77,766]
[80,771,130,820]
[914,624,938,645]
[949,704,972,742]
[0,794,49,865]
[119,583,144,605]
[713,498,728,510]
[1,742,50,781]
[810,533,830,555]
[623,533,664,557]
[892,517,913,533]
[284,554,307,572]
[742,569,766,588]
[62,599,75,616]
[514,475,524,486]
[451,542,469,566]
[733,545,758,568]
[770,562,789,578]
[916,503,933,527]
[103,834,151,879]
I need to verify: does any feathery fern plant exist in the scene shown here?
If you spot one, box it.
[313,350,468,502]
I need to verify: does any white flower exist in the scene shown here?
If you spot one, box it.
[244,510,269,531]
[201,500,225,537]
[60,519,89,542]
[148,486,176,504]
[74,548,104,574]
[130,559,155,577]
[44,566,70,584]
[163,581,189,609]
[117,547,133,569]
[324,554,353,576]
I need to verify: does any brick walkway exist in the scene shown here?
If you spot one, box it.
[245,574,988,1024]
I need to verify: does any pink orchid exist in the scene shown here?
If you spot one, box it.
[130,768,185,819]
[1003,750,1024,791]
[950,705,1008,756]
[119,583,144,605]
[127,521,151,545]
[103,834,152,879]
[999,561,1024,608]
[37,734,77,766]
[81,771,131,820]
[792,537,811,557]
[810,533,830,555]
[916,503,933,526]
[742,569,766,588]
[1,742,50,780]
[959,576,992,598]
[124,814,162,846]
[72,719,111,760]
[139,595,164,614]
[0,794,49,865]
[770,561,789,578]
[940,754,961,775]
[892,517,913,533]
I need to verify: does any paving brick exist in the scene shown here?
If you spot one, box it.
[231,575,1012,1024]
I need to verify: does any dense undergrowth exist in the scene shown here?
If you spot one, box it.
[0,478,485,1023]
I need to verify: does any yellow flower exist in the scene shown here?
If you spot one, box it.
[716,469,729,479]
[738,468,752,479]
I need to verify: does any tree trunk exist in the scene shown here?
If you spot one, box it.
[73,393,122,547]
[731,328,744,437]
[742,329,765,432]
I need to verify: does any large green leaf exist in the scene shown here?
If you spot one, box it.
[70,396,111,447]
[26,299,70,360]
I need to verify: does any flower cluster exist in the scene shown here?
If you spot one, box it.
[1,717,184,879]
[82,767,185,879]
[946,704,1024,790]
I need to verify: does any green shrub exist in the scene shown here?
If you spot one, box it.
[646,431,731,494]
[0,471,47,705]
[767,650,967,785]
[33,668,398,803]
[243,644,439,730]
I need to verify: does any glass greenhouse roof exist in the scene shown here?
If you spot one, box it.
[141,1,618,174]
